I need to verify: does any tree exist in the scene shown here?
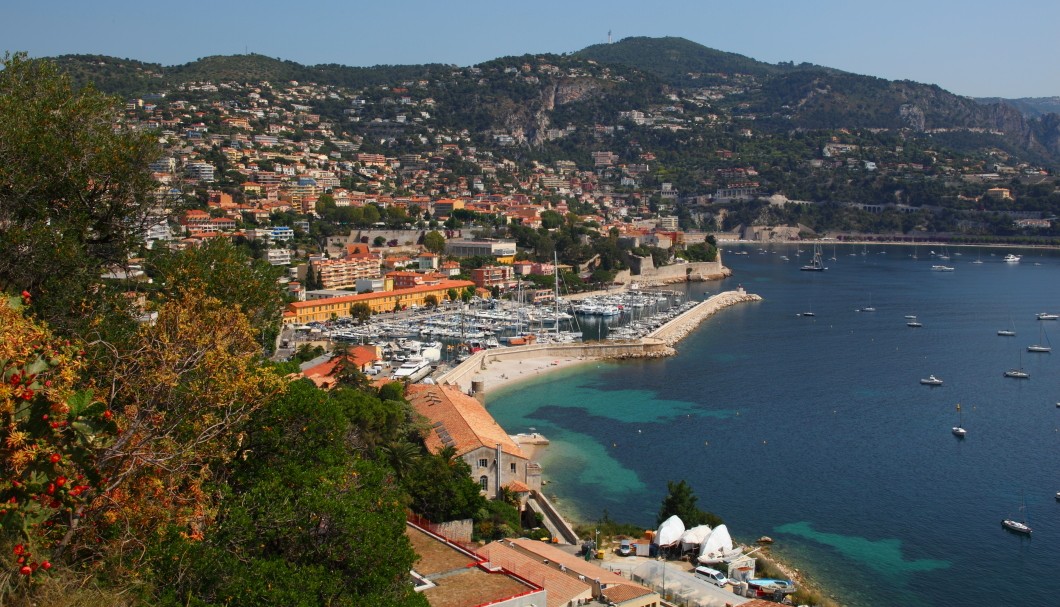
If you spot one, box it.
[305,262,320,291]
[88,289,285,566]
[423,230,446,254]
[446,288,459,302]
[373,236,386,247]
[656,480,722,528]
[424,294,439,308]
[146,239,285,347]
[147,380,426,607]
[0,54,163,336]
[350,302,373,324]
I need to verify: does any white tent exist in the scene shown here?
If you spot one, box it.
[655,515,685,547]
[697,524,743,564]
[679,524,712,552]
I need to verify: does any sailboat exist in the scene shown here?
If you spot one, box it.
[997,319,1015,337]
[972,249,984,264]
[1028,322,1052,353]
[800,243,826,271]
[1001,493,1032,535]
[1004,349,1030,379]
[952,403,967,437]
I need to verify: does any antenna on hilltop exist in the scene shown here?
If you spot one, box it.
[608,30,612,44]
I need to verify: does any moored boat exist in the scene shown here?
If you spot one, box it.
[920,375,943,386]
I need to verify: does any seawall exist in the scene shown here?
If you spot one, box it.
[648,288,762,346]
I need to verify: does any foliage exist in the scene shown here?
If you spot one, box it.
[401,449,486,524]
[144,239,285,345]
[350,302,373,324]
[86,290,285,571]
[147,380,426,607]
[656,480,723,528]
[0,295,115,596]
[422,230,446,254]
[475,499,521,541]
[0,53,163,336]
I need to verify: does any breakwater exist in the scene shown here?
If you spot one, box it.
[648,288,762,346]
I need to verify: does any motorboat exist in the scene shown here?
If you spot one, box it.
[905,315,918,319]
[1004,368,1029,379]
[952,425,967,437]
[920,375,944,386]
[997,330,1015,336]
[1036,313,1058,320]
[907,321,923,328]
[931,265,955,272]
[1003,254,1021,263]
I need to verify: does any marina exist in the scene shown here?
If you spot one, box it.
[487,242,1060,607]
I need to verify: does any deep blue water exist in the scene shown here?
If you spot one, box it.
[487,244,1060,607]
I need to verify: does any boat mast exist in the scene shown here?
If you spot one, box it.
[554,251,560,338]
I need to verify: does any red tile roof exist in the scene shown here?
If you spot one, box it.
[407,385,526,459]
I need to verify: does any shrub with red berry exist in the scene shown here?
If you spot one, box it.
[0,295,115,583]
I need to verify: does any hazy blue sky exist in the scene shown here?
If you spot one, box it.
[5,0,1058,98]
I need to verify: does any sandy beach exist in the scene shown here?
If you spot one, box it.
[450,353,602,395]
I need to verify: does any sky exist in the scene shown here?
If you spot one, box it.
[4,0,1059,99]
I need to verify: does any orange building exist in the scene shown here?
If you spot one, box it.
[283,279,473,324]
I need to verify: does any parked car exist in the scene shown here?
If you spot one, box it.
[616,539,633,556]
[693,566,729,587]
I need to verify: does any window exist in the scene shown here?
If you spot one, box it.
[479,476,488,491]
[510,462,516,473]
[478,458,488,468]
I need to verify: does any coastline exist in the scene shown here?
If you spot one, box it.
[465,288,840,606]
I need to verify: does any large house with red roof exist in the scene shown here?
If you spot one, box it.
[407,385,540,500]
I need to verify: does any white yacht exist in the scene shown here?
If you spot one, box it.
[1003,254,1021,263]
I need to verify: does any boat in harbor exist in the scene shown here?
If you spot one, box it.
[1028,323,1052,353]
[1004,254,1021,263]
[1036,312,1058,320]
[931,265,955,272]
[1002,493,1032,535]
[997,330,1015,336]
[907,320,923,327]
[952,403,966,438]
[800,243,827,272]
[1004,351,1029,379]
[921,375,944,386]
[905,315,918,319]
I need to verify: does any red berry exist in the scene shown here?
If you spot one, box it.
[48,454,60,464]
[21,290,31,299]
[56,477,66,487]
[19,566,31,576]
[13,544,24,555]
[103,410,112,420]
[41,414,48,421]
[41,561,51,570]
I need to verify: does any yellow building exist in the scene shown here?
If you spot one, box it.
[283,279,474,324]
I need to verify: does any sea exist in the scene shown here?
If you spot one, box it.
[487,243,1060,607]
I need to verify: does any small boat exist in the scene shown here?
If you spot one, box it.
[952,403,966,438]
[921,375,944,386]
[1002,493,1032,535]
[905,315,918,319]
[1036,313,1058,320]
[1004,368,1029,379]
[1003,254,1021,263]
[801,311,815,317]
[931,265,955,272]
[907,321,923,328]
[997,330,1015,336]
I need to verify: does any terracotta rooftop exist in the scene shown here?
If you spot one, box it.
[407,385,526,459]
[477,541,589,607]
[406,524,540,607]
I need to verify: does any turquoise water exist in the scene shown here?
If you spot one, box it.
[488,244,1060,607]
